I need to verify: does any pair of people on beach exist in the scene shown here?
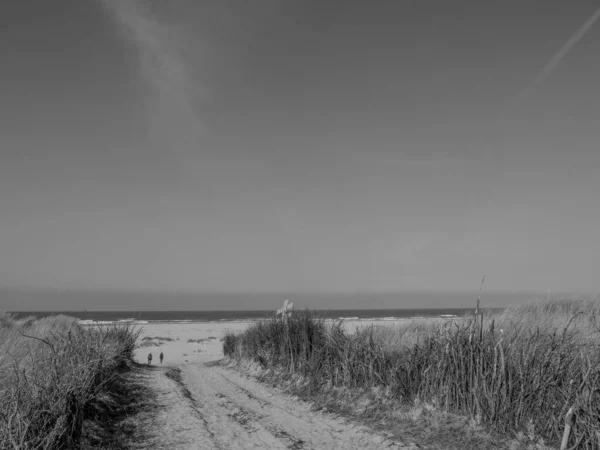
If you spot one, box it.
[148,352,164,365]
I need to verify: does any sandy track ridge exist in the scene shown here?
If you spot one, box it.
[141,361,420,449]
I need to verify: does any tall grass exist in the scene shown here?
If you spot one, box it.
[224,300,600,449]
[0,312,141,449]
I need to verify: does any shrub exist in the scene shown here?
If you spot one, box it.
[222,333,238,358]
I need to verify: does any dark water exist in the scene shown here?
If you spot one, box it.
[2,289,559,324]
[9,308,504,324]
[0,289,552,313]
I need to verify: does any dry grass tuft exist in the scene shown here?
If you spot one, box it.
[138,336,174,348]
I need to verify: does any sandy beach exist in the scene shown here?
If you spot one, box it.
[133,321,250,365]
[132,318,429,365]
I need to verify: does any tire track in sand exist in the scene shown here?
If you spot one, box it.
[145,362,417,449]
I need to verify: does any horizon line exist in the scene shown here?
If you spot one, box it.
[0,287,582,295]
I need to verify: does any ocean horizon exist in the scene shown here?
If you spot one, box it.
[0,289,580,313]
[9,307,495,325]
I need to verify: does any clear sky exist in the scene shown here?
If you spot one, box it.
[1,0,599,297]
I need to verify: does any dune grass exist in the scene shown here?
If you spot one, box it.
[141,336,174,341]
[224,299,600,449]
[0,312,143,449]
[188,336,218,344]
[138,336,174,348]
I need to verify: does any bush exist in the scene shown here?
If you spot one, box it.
[222,333,238,357]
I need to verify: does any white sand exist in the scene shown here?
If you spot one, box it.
[134,321,251,365]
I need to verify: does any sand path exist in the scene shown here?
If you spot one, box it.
[142,361,416,450]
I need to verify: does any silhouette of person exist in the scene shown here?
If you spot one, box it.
[160,352,164,364]
[147,353,153,365]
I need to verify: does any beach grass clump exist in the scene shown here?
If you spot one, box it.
[222,333,237,356]
[224,299,600,449]
[141,336,174,342]
[0,312,142,449]
[186,337,216,343]
[138,336,174,348]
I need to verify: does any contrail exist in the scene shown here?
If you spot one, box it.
[522,7,600,97]
[97,0,204,143]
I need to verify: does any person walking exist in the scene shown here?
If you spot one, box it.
[159,352,164,364]
[147,353,153,365]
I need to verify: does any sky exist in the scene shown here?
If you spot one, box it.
[1,0,600,305]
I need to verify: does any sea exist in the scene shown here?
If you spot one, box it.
[9,308,492,325]
[2,289,566,326]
